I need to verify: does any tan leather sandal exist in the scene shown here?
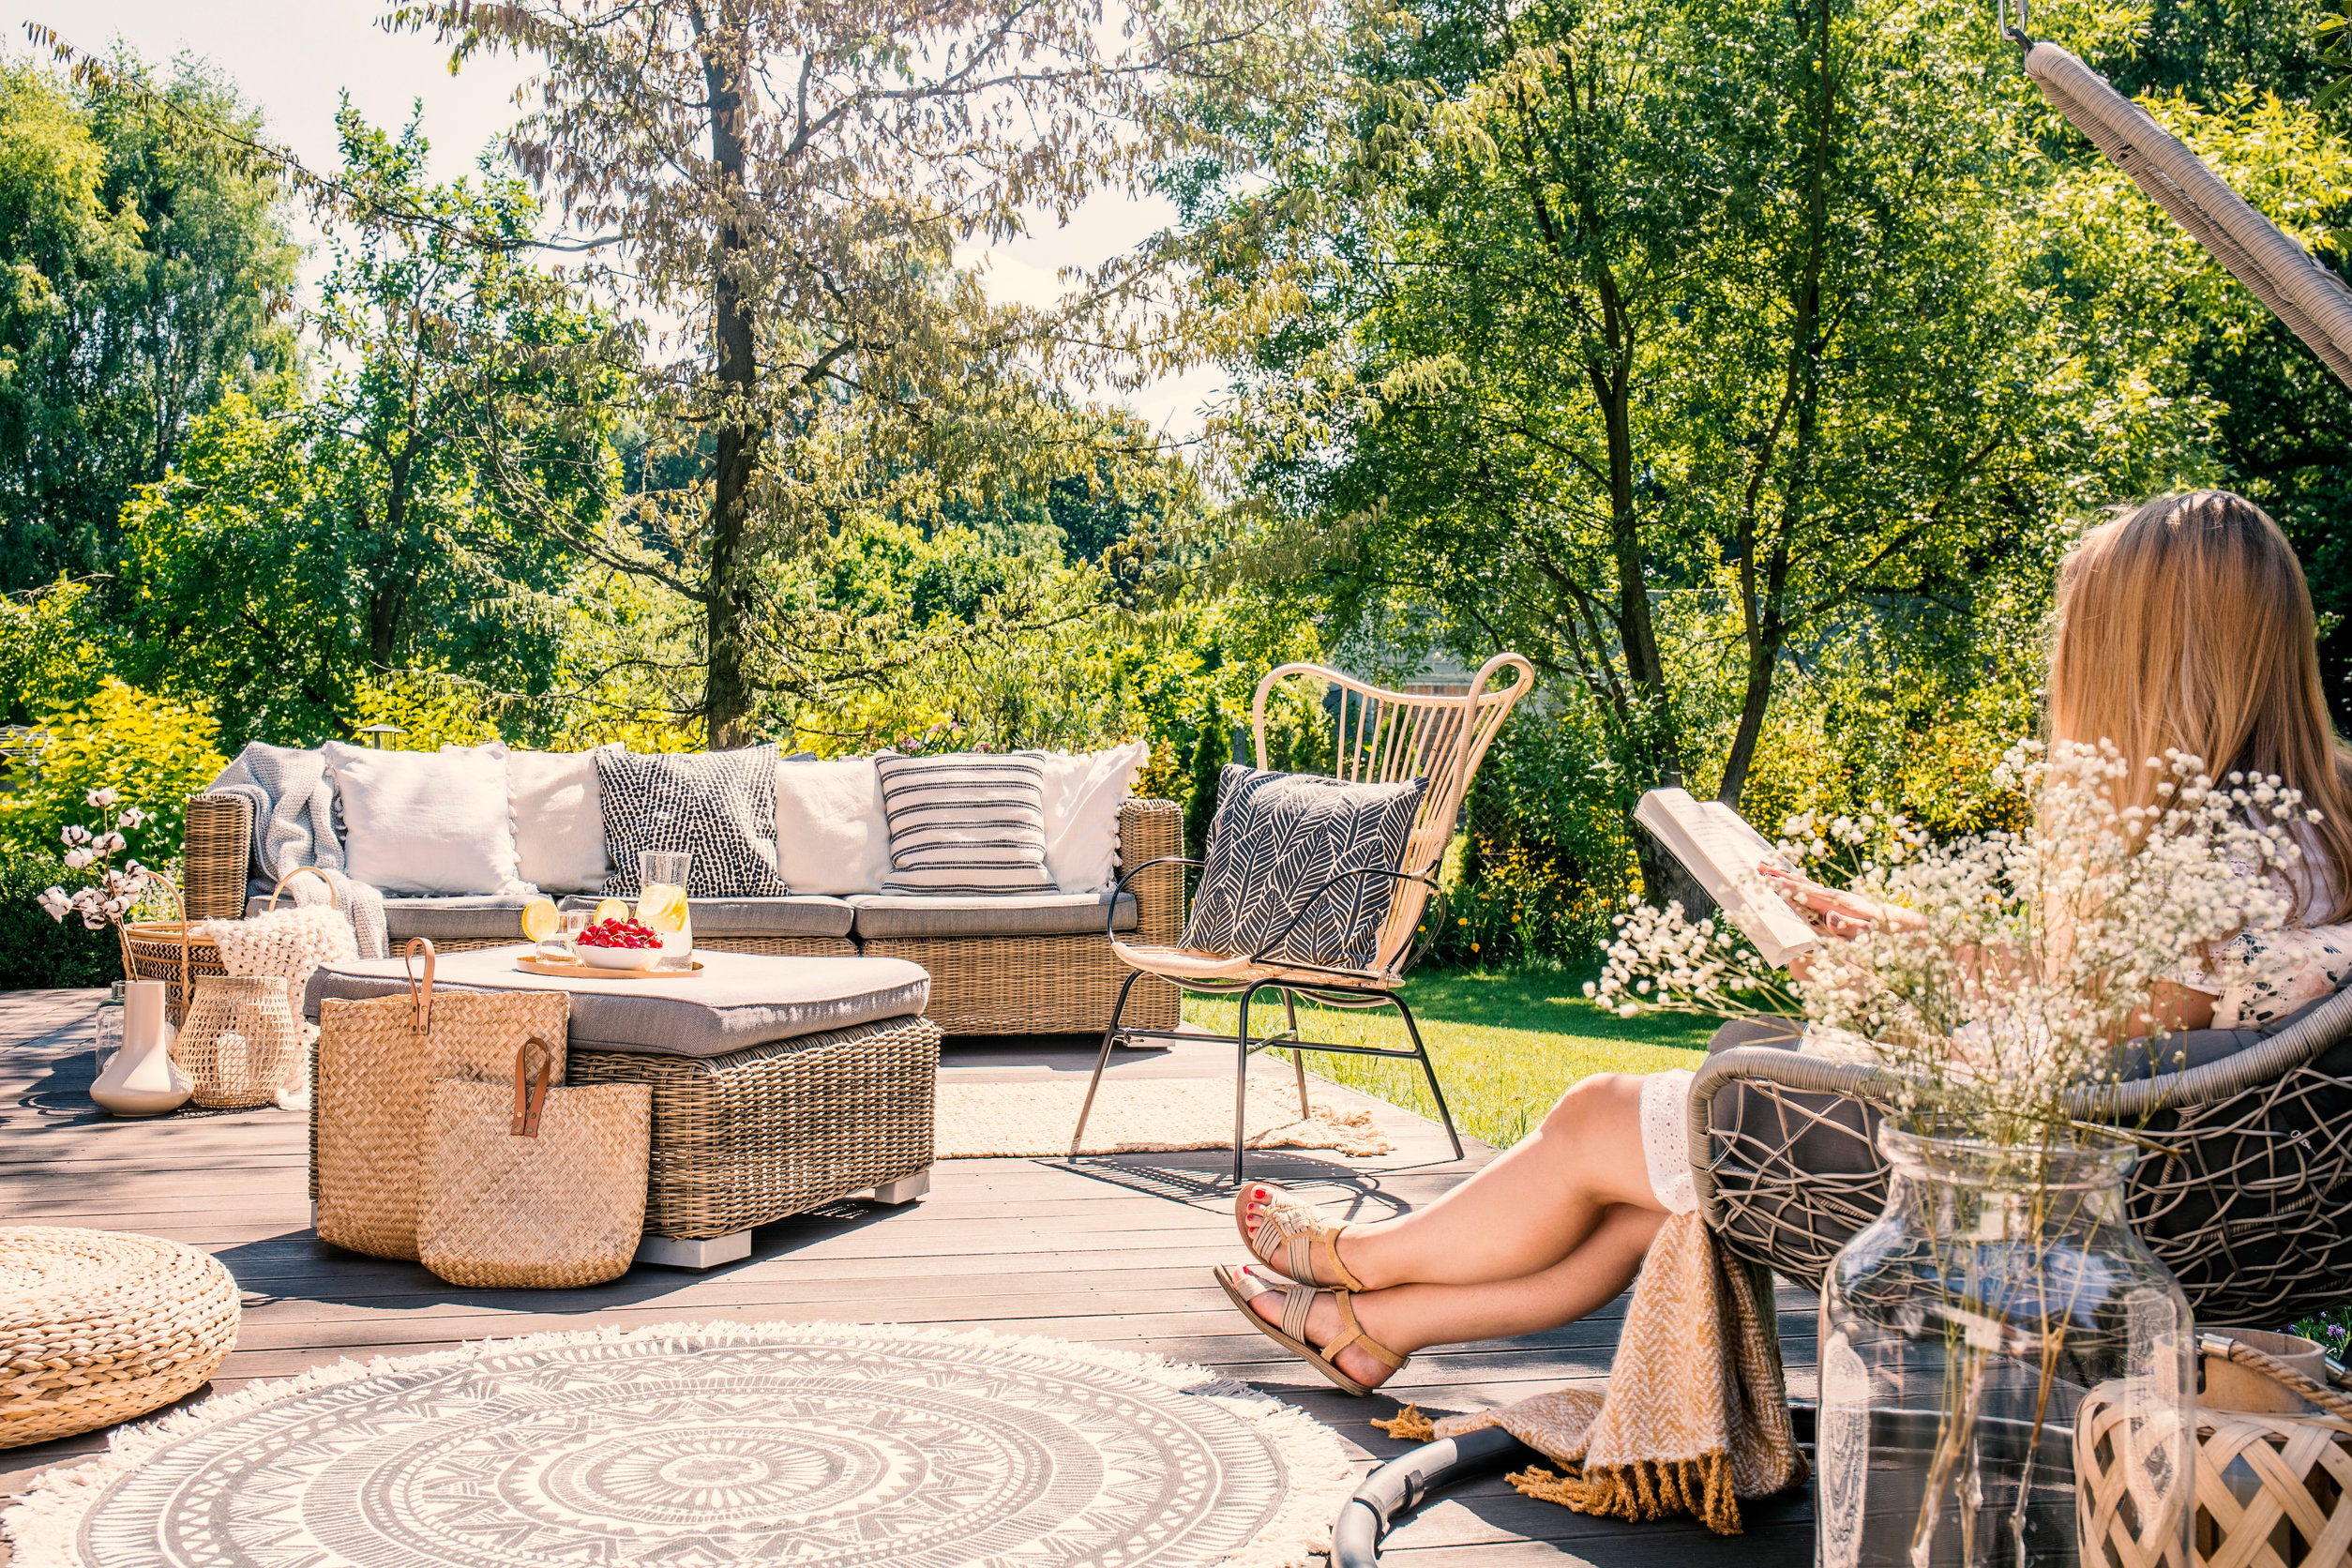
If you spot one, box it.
[1234,1183,1366,1290]
[1214,1262,1407,1397]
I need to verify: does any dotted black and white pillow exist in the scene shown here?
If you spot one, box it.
[1182,765,1427,972]
[596,746,793,898]
[877,753,1059,896]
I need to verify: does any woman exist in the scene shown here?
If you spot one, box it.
[1217,490,2352,1396]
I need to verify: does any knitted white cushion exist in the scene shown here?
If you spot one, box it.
[876,752,1057,896]
[322,743,530,897]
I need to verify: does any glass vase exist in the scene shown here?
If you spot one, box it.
[1817,1126,2194,1568]
[92,979,126,1072]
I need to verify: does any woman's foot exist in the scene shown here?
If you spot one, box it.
[1234,1183,1365,1289]
[1232,1264,1405,1392]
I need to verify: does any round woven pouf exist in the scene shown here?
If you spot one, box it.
[1,1227,240,1449]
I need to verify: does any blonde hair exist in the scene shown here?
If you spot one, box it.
[2049,490,2352,924]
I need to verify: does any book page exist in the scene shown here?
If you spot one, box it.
[1632,789,1819,965]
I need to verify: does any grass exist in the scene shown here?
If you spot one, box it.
[1182,964,1718,1149]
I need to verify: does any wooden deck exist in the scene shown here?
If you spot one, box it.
[0,986,1817,1565]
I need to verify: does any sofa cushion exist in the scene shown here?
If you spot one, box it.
[499,744,617,894]
[849,891,1137,940]
[1184,764,1427,971]
[307,946,930,1059]
[596,746,793,898]
[558,893,854,940]
[250,892,533,943]
[773,755,892,896]
[1040,741,1149,894]
[876,752,1057,895]
[323,741,527,897]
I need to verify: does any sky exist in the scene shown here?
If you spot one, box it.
[4,0,1228,440]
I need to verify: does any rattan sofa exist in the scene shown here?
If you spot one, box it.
[180,792,1183,1036]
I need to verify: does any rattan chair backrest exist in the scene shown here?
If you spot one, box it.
[1249,652,1534,974]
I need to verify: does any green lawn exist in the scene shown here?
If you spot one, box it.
[1182,966,1719,1149]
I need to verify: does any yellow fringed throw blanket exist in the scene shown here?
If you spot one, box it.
[1373,1211,1806,1535]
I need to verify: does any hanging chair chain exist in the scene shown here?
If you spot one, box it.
[2002,0,2031,46]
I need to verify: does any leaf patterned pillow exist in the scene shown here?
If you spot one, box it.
[1182,765,1428,972]
[596,746,793,898]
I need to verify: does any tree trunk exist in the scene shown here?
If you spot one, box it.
[697,4,760,749]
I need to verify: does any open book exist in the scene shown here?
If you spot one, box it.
[1633,788,1821,968]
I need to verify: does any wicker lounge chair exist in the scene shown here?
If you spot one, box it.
[1689,984,2352,1323]
[1072,653,1535,1183]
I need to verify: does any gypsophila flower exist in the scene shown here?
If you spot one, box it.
[1595,739,2304,1145]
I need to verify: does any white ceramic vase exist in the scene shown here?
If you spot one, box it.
[90,980,192,1118]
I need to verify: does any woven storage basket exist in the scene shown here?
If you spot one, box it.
[124,866,336,1027]
[569,1014,940,1240]
[418,1038,651,1289]
[176,974,303,1109]
[314,941,571,1263]
[0,1226,240,1449]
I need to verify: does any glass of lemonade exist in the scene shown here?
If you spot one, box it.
[638,852,694,968]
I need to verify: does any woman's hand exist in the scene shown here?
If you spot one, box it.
[1757,865,1923,940]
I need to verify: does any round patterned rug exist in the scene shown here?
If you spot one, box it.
[2,1321,1354,1568]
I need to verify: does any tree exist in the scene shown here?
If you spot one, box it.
[385,0,1323,746]
[1184,0,2196,903]
[0,52,296,590]
[120,111,619,746]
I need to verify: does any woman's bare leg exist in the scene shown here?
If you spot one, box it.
[1240,1072,1665,1289]
[1239,1201,1668,1390]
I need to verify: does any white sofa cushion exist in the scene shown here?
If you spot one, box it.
[322,742,529,897]
[773,755,894,896]
[1039,740,1149,893]
[876,752,1057,895]
[503,746,614,894]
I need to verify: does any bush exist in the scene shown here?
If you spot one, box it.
[0,677,225,865]
[0,844,123,988]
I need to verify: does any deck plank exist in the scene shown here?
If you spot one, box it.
[0,985,1813,1564]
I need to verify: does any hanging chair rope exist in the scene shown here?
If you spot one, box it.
[2020,35,2352,392]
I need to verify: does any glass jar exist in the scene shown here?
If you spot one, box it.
[92,979,126,1072]
[1817,1126,2194,1568]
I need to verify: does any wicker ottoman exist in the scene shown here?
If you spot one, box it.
[309,948,942,1269]
[1,1227,241,1448]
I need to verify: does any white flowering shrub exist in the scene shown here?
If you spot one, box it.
[1591,739,2308,1143]
[34,789,159,941]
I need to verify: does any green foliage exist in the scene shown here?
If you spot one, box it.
[0,676,223,864]
[0,843,120,988]
[0,579,110,724]
[0,50,297,589]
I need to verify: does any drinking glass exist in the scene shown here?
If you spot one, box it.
[638,852,694,968]
[538,910,591,959]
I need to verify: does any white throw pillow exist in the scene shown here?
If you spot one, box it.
[323,742,531,897]
[504,746,615,894]
[1040,740,1150,893]
[773,755,894,896]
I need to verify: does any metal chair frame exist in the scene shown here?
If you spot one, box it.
[1071,653,1535,1184]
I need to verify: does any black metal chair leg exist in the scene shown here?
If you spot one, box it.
[1282,989,1309,1119]
[1234,987,1258,1186]
[1393,992,1464,1163]
[1071,969,1143,1157]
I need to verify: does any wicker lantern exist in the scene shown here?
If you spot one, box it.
[2077,1330,2352,1568]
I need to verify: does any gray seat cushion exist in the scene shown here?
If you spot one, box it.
[306,945,929,1058]
[848,891,1137,940]
[557,893,853,939]
[250,893,533,942]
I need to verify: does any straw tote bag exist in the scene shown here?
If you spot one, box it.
[313,940,571,1262]
[418,1038,652,1289]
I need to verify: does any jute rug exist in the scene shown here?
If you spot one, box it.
[1,1320,1354,1568]
[936,1077,1395,1157]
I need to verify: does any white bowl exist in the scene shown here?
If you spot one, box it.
[576,944,661,971]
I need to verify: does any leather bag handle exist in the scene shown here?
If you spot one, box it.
[510,1036,554,1138]
[403,938,436,1031]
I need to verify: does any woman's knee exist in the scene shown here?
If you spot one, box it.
[1539,1072,1645,1141]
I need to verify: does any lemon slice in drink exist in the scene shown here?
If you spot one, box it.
[594,897,631,926]
[639,885,688,934]
[520,896,561,943]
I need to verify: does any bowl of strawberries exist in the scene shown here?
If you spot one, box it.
[574,917,664,970]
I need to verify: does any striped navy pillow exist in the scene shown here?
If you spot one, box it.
[877,753,1059,896]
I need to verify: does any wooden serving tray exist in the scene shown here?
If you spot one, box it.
[513,954,705,980]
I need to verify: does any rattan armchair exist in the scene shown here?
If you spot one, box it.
[1689,985,2352,1323]
[1072,653,1536,1183]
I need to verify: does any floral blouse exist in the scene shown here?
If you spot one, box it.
[2187,924,2352,1030]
